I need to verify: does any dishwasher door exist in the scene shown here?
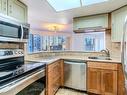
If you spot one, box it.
[64,60,86,91]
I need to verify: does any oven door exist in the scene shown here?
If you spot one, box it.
[0,69,45,95]
[17,76,45,95]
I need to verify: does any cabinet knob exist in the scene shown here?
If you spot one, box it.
[9,5,12,13]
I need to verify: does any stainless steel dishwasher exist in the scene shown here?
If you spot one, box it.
[64,59,86,91]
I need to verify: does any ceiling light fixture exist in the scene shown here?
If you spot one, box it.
[52,26,59,33]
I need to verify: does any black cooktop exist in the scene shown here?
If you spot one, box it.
[0,61,46,86]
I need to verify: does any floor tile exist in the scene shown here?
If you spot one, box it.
[56,88,87,95]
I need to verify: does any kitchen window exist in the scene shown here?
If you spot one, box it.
[84,32,105,52]
[27,34,69,53]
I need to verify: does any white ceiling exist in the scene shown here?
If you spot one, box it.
[21,0,127,32]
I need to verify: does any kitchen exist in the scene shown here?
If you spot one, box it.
[0,0,127,95]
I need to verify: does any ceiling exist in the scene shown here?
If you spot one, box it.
[21,0,127,32]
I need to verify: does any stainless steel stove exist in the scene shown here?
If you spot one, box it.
[0,49,46,94]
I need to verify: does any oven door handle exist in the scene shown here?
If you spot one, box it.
[21,24,24,40]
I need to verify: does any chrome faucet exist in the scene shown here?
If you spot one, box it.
[101,48,110,57]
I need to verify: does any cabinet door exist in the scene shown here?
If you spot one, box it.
[0,0,7,15]
[101,70,117,95]
[73,14,108,30]
[0,0,2,13]
[47,60,61,95]
[87,68,101,94]
[118,64,126,95]
[8,0,27,22]
[111,6,127,42]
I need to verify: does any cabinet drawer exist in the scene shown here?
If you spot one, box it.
[87,62,118,70]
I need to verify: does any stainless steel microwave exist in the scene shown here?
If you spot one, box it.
[0,15,30,43]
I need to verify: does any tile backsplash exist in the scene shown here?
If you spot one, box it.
[105,31,121,58]
[0,43,20,49]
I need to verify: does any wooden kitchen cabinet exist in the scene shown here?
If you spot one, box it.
[111,5,127,42]
[73,14,108,31]
[87,68,101,94]
[0,0,8,15]
[8,0,27,23]
[101,70,117,95]
[117,64,126,95]
[87,62,118,95]
[46,60,64,95]
[0,0,27,22]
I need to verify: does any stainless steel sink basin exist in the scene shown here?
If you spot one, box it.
[88,57,112,60]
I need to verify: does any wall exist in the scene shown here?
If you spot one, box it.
[71,32,105,51]
[105,31,121,58]
[26,29,121,59]
[71,33,84,51]
[0,43,21,49]
[70,31,121,58]
[30,29,72,37]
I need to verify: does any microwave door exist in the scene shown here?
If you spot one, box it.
[0,23,20,38]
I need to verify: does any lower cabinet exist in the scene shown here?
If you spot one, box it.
[87,68,101,94]
[87,62,118,95]
[101,70,117,95]
[46,60,63,95]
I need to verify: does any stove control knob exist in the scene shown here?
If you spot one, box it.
[18,51,20,54]
[14,71,19,76]
[21,51,23,54]
[15,51,18,54]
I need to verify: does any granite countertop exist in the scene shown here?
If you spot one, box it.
[27,56,121,64]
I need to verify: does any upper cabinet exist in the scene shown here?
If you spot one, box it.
[73,14,109,31]
[0,0,8,15]
[111,6,127,42]
[0,0,27,23]
[8,0,27,23]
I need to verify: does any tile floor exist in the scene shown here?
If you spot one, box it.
[56,88,88,95]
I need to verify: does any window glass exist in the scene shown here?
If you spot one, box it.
[82,0,108,6]
[47,0,108,11]
[27,34,69,53]
[47,0,80,11]
[84,32,105,51]
[28,34,33,53]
